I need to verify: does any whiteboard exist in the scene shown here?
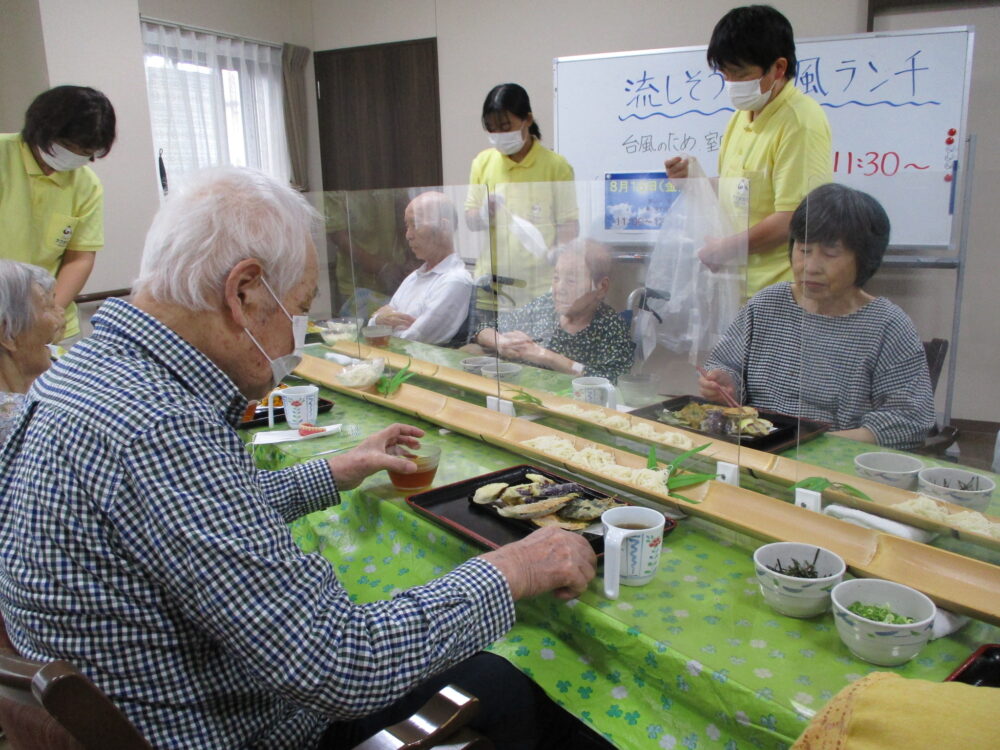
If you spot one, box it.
[554,27,974,249]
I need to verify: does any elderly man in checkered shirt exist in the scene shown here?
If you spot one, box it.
[0,167,598,749]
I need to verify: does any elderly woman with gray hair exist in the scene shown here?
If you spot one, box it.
[0,259,64,442]
[700,183,935,450]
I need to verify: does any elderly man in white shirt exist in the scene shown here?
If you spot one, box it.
[371,191,473,344]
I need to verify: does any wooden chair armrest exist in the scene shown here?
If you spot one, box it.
[353,684,489,750]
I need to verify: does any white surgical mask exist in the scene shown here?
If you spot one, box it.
[244,276,308,388]
[488,129,525,156]
[726,77,775,112]
[39,142,92,172]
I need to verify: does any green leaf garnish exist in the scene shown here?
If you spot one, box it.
[666,473,716,490]
[504,387,543,406]
[646,445,658,470]
[790,476,872,502]
[376,359,416,397]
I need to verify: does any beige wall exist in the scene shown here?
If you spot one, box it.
[35,0,161,294]
[0,0,49,133]
[870,5,1000,423]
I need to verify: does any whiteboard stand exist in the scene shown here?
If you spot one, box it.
[881,134,975,426]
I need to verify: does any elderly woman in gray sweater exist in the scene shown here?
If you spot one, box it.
[701,184,934,450]
[0,259,64,443]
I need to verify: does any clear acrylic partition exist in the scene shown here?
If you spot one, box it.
[790,173,999,565]
[489,176,749,472]
[311,186,497,396]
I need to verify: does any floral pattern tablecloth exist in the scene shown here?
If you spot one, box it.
[249,384,999,750]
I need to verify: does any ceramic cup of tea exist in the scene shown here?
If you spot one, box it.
[387,443,442,492]
[601,506,665,599]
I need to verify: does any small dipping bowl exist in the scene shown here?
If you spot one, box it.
[318,317,362,345]
[831,578,936,666]
[387,443,442,491]
[481,363,522,383]
[460,356,496,374]
[854,452,924,490]
[753,542,846,618]
[918,466,995,511]
[362,325,393,347]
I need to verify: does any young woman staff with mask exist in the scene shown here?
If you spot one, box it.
[665,5,832,298]
[0,86,117,340]
[464,83,579,305]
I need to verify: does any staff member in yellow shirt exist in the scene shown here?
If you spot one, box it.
[0,86,117,339]
[465,83,579,306]
[666,5,832,297]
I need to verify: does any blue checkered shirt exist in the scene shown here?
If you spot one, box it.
[0,299,515,749]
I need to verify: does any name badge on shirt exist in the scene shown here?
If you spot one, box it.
[732,177,751,212]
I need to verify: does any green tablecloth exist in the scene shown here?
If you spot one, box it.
[249,383,999,750]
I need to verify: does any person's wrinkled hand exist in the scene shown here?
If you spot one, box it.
[326,423,424,491]
[698,369,737,405]
[664,156,689,180]
[495,331,533,358]
[480,526,597,600]
[374,309,416,331]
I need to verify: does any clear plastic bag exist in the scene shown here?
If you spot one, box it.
[644,159,746,364]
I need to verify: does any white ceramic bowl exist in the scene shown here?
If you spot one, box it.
[831,578,936,666]
[918,466,995,512]
[460,356,496,374]
[854,452,924,490]
[753,542,846,618]
[481,363,522,383]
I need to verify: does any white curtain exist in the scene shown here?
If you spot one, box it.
[141,20,291,186]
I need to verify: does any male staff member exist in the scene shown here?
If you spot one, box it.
[666,5,832,296]
[371,191,473,344]
[0,167,596,749]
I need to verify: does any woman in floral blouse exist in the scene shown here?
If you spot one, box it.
[475,239,634,382]
[0,259,64,443]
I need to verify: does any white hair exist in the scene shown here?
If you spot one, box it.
[0,259,55,343]
[133,167,320,309]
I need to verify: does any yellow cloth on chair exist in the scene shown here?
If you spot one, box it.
[792,671,1000,749]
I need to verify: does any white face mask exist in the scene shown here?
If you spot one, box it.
[726,77,775,112]
[244,276,308,389]
[488,129,525,156]
[39,142,93,172]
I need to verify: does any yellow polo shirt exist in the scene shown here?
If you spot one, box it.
[718,84,832,296]
[0,133,104,338]
[465,139,577,301]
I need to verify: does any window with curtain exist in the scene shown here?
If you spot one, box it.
[141,19,291,187]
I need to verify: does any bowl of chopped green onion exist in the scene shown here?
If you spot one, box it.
[831,578,936,666]
[753,542,846,618]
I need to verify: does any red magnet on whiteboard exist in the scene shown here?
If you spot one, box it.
[948,128,957,136]
[946,137,955,145]
[944,174,953,182]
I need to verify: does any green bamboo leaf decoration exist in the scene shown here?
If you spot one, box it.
[504,387,543,406]
[646,445,658,470]
[376,359,416,397]
[790,476,873,502]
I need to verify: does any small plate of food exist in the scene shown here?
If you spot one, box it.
[406,465,676,554]
[629,395,828,453]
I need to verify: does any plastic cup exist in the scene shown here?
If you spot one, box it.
[362,325,392,347]
[387,443,442,491]
[280,385,319,428]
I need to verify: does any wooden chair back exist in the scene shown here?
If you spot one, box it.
[0,650,150,750]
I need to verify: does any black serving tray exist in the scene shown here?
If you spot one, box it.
[629,395,829,454]
[406,464,676,555]
[945,644,1000,687]
[237,397,335,430]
